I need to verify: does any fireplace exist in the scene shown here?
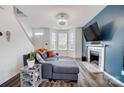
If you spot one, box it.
[90,51,99,66]
[88,44,105,72]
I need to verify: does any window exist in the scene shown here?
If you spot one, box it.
[69,31,75,50]
[58,33,67,50]
[51,31,75,51]
[51,32,56,50]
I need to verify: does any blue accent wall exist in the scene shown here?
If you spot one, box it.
[82,5,124,82]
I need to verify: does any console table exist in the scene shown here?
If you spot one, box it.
[20,64,42,87]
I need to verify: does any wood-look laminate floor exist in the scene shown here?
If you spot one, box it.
[0,59,122,87]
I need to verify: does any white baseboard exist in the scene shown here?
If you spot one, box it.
[104,72,124,86]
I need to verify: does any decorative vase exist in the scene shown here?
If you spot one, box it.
[27,59,35,68]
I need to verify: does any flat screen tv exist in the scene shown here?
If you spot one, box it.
[83,22,101,42]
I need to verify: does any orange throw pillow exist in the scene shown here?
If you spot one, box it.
[38,48,46,52]
[48,51,54,57]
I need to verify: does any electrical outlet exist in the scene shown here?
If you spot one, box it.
[121,70,124,76]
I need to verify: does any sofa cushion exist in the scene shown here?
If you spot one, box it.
[45,56,58,61]
[52,61,79,74]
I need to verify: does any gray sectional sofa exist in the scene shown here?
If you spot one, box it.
[23,51,79,82]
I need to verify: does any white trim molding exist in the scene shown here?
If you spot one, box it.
[104,72,124,86]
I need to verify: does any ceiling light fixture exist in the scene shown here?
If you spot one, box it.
[56,12,69,26]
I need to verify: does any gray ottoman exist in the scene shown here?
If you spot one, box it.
[51,61,79,81]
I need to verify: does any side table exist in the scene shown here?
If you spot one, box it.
[20,64,42,87]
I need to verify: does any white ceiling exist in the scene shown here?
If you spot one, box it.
[15,5,106,29]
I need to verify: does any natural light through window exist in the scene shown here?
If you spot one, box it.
[58,33,67,50]
[69,31,75,50]
[51,32,56,50]
[51,31,75,51]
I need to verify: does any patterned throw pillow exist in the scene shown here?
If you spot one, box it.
[36,53,45,63]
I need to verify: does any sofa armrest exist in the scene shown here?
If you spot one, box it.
[41,63,53,79]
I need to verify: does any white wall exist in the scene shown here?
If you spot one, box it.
[32,28,50,49]
[75,27,82,58]
[18,20,33,41]
[0,6,34,84]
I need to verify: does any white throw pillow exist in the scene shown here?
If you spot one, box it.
[36,53,45,63]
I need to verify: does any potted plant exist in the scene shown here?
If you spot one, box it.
[27,52,36,68]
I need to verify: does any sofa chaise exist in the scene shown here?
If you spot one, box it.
[23,51,79,82]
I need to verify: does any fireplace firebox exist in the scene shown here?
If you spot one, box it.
[90,51,99,66]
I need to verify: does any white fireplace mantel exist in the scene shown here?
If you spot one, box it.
[87,44,106,72]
